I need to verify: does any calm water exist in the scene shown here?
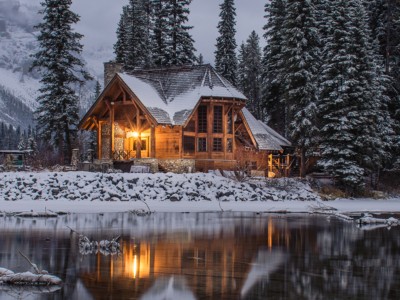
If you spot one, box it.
[0,212,399,300]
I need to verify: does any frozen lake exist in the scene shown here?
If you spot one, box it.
[0,212,399,299]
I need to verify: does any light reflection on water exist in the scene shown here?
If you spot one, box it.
[0,212,399,299]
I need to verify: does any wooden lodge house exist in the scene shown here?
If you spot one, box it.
[79,63,292,176]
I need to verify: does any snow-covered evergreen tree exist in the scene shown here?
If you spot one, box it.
[262,0,287,135]
[114,0,154,70]
[94,81,102,99]
[352,1,393,181]
[116,0,195,68]
[125,0,151,71]
[279,0,321,177]
[153,0,170,66]
[114,5,129,64]
[31,0,92,164]
[17,136,26,151]
[215,0,238,86]
[366,0,400,169]
[318,0,388,192]
[164,0,196,66]
[198,53,204,65]
[238,42,247,94]
[142,0,155,68]
[237,31,263,120]
[0,122,5,149]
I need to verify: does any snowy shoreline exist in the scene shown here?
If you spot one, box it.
[0,171,399,214]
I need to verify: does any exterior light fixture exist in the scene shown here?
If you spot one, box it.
[127,131,140,138]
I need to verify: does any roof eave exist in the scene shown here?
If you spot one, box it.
[117,74,159,127]
[78,75,120,130]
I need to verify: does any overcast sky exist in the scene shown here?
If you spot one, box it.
[20,0,267,65]
[69,0,267,64]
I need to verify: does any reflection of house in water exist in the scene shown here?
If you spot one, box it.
[79,219,293,299]
[0,215,396,299]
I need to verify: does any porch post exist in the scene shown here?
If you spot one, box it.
[136,107,141,159]
[110,102,115,159]
[98,121,102,160]
[150,125,156,158]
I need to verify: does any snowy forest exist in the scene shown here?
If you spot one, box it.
[0,0,397,194]
[261,0,400,193]
[108,0,400,192]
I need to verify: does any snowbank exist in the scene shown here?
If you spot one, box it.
[0,171,399,214]
[0,172,318,213]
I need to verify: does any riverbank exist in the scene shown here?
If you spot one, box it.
[0,171,399,214]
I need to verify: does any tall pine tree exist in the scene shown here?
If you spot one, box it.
[280,0,321,177]
[237,31,263,120]
[115,0,195,68]
[31,0,91,164]
[215,0,238,86]
[94,81,102,99]
[164,0,196,66]
[318,0,388,192]
[152,0,169,66]
[366,0,400,169]
[114,5,130,64]
[262,0,287,135]
[125,0,152,71]
[0,122,5,149]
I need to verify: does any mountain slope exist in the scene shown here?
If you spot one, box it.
[0,0,104,130]
[0,0,41,129]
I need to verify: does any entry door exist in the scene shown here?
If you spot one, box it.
[131,137,149,158]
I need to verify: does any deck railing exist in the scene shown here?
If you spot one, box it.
[112,150,136,161]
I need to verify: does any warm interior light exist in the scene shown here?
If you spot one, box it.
[127,131,140,138]
[133,254,138,278]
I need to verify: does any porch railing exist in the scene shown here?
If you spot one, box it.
[112,150,136,161]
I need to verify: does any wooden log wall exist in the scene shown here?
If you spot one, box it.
[155,126,181,159]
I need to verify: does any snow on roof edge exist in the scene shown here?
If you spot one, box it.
[241,108,289,151]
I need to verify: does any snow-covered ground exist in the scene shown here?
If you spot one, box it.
[0,171,399,214]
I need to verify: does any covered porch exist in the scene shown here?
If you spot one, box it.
[79,76,156,162]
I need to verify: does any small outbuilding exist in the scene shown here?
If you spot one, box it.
[0,150,29,169]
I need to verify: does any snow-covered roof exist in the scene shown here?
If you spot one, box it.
[118,64,246,125]
[241,107,291,151]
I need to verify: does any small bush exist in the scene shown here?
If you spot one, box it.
[319,186,347,200]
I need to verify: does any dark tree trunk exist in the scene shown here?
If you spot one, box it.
[300,147,306,178]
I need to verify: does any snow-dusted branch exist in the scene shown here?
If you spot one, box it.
[0,269,62,286]
[0,252,62,286]
[18,250,42,275]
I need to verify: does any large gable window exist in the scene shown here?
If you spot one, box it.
[198,137,207,152]
[227,109,233,134]
[184,120,195,132]
[183,136,195,156]
[198,105,207,133]
[213,106,223,133]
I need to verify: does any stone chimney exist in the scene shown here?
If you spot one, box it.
[104,61,124,87]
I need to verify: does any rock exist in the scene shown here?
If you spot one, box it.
[51,188,60,195]
[170,194,180,202]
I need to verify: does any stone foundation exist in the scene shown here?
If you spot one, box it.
[158,159,195,173]
[80,158,195,174]
[133,158,159,173]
